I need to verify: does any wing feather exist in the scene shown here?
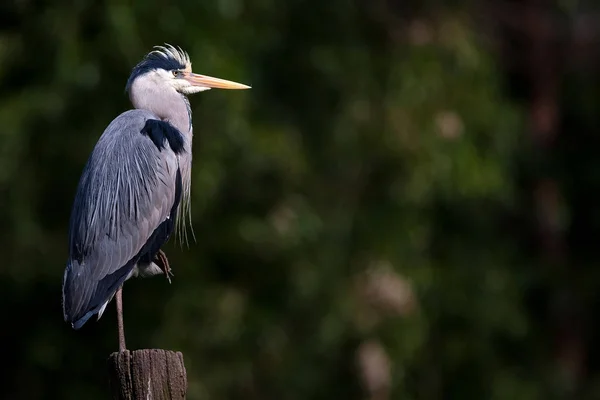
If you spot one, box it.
[62,109,184,328]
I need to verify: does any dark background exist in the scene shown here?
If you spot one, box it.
[2,0,600,399]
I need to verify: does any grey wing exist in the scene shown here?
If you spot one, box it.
[62,109,184,329]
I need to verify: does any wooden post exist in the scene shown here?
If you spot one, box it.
[107,349,187,400]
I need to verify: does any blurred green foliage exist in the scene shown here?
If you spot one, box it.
[3,0,600,399]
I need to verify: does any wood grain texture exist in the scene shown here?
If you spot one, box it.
[108,349,187,400]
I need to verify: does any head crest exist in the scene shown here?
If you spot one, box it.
[126,44,192,92]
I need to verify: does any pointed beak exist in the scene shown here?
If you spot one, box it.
[183,72,251,90]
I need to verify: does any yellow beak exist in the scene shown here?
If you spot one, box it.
[183,72,251,90]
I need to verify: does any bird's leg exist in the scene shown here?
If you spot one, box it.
[116,286,127,352]
[154,249,174,283]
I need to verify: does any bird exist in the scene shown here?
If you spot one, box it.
[61,44,250,351]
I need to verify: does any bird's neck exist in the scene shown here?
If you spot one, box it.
[130,85,194,234]
[130,86,192,138]
[167,95,193,138]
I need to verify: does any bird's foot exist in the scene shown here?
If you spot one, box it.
[154,249,174,283]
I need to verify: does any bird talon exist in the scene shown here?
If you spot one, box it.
[154,249,174,283]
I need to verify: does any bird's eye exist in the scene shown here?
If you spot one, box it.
[172,70,182,77]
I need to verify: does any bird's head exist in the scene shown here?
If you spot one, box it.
[125,44,250,96]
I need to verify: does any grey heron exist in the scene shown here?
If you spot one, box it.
[61,45,250,351]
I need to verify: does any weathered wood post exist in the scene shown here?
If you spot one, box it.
[107,349,187,400]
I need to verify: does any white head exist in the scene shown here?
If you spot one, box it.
[126,44,250,99]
